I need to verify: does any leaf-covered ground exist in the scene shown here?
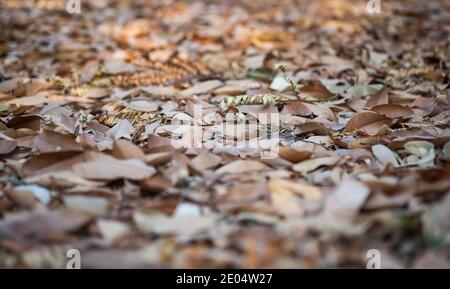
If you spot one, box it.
[0,0,449,268]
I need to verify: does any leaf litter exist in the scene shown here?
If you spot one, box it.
[0,0,449,268]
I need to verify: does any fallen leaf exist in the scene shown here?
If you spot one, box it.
[322,178,369,220]
[111,139,145,160]
[215,160,268,175]
[404,141,435,167]
[293,122,331,136]
[33,129,83,153]
[134,211,216,236]
[300,82,334,101]
[270,74,291,92]
[97,219,130,242]
[103,59,136,75]
[14,184,51,205]
[108,119,134,140]
[422,193,450,245]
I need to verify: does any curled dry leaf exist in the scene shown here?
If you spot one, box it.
[404,141,435,167]
[0,139,17,154]
[365,87,389,109]
[72,154,156,181]
[371,104,414,119]
[372,144,399,167]
[300,82,334,101]
[180,80,223,97]
[292,156,340,174]
[32,129,83,153]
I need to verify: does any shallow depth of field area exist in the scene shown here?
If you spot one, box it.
[0,0,449,268]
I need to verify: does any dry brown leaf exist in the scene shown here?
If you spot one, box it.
[215,159,268,175]
[300,82,334,101]
[371,104,414,119]
[322,178,369,220]
[292,156,340,173]
[63,195,111,216]
[33,129,83,153]
[0,209,91,241]
[180,80,223,97]
[111,139,145,160]
[134,211,216,236]
[278,146,313,163]
[293,122,331,136]
[7,115,41,130]
[190,151,222,171]
[72,154,156,180]
[365,87,389,109]
[97,219,130,242]
[147,134,176,153]
[0,139,17,154]
[344,111,391,135]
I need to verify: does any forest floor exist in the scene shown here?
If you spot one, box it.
[0,0,449,268]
